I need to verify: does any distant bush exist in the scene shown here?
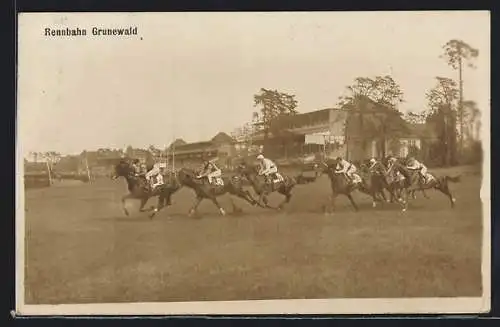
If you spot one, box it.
[25,174,51,189]
[460,140,483,165]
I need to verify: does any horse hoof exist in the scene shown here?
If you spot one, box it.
[452,198,456,203]
[219,208,226,216]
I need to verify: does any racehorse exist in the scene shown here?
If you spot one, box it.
[236,162,297,210]
[358,162,390,208]
[112,159,181,218]
[321,162,386,213]
[403,167,460,208]
[177,167,261,217]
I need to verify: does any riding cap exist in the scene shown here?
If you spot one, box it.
[335,156,342,161]
[257,154,264,160]
[369,158,376,164]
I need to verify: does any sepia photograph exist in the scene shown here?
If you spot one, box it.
[16,11,490,315]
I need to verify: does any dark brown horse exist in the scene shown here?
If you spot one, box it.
[236,162,297,210]
[404,167,460,208]
[177,167,261,217]
[320,162,383,214]
[358,162,390,208]
[112,160,181,218]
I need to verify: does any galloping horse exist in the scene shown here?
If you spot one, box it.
[358,162,390,208]
[236,162,297,210]
[177,167,261,217]
[112,160,181,218]
[320,161,383,213]
[404,167,460,208]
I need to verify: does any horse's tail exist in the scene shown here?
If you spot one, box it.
[445,175,461,183]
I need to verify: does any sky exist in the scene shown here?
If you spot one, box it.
[18,11,490,156]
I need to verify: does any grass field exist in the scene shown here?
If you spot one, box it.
[24,165,483,304]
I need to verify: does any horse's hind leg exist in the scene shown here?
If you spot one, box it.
[346,193,359,212]
[277,191,292,210]
[438,183,456,208]
[229,197,243,214]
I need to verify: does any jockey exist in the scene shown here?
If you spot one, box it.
[197,158,222,185]
[406,156,429,184]
[256,154,281,184]
[131,159,142,176]
[368,158,378,171]
[145,163,164,191]
[334,156,358,183]
[386,156,397,170]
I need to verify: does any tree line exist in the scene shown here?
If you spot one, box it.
[246,39,481,166]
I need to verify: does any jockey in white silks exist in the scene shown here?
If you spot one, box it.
[145,163,164,191]
[197,158,222,185]
[334,156,358,184]
[406,157,430,184]
[256,154,282,184]
[368,158,378,172]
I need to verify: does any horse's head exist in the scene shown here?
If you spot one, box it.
[177,167,198,186]
[113,159,133,180]
[319,160,335,175]
[236,161,258,179]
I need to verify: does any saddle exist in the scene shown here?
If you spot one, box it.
[351,173,362,184]
[421,173,434,184]
[200,176,224,186]
[212,177,224,186]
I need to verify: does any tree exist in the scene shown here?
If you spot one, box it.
[253,88,298,155]
[338,75,404,108]
[462,100,481,142]
[125,145,134,158]
[338,75,406,159]
[425,77,460,166]
[441,39,479,155]
[404,111,428,125]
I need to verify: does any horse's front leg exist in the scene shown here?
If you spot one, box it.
[277,190,292,210]
[121,193,134,216]
[325,193,337,215]
[149,193,169,219]
[188,195,203,217]
[138,197,150,212]
[244,190,261,207]
[235,188,260,207]
[210,196,226,216]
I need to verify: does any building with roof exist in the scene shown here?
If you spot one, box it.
[250,96,438,162]
[168,132,237,168]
